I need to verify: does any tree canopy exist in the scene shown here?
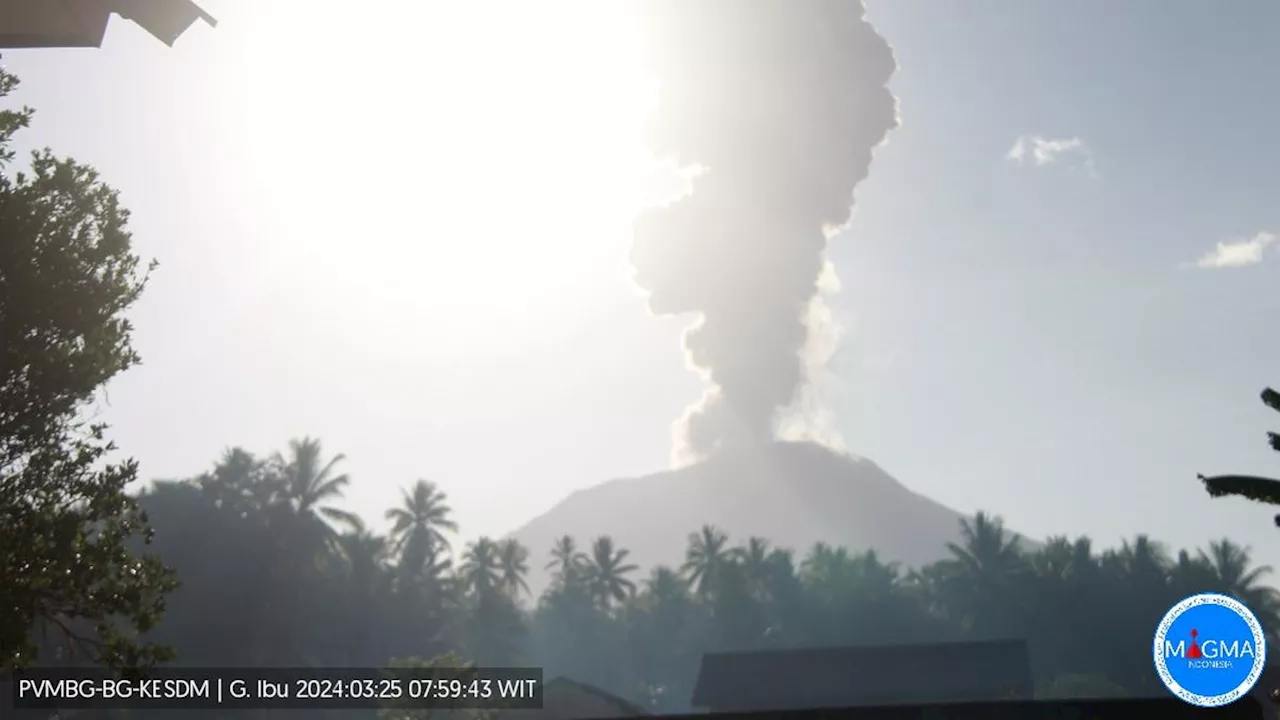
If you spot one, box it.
[1201,386,1280,525]
[120,439,1280,710]
[0,66,175,672]
[4,62,1279,714]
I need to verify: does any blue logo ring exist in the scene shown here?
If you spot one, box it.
[1153,592,1266,707]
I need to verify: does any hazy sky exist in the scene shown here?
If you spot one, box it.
[5,0,1279,571]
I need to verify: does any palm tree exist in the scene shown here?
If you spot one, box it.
[459,538,527,666]
[1197,539,1280,632]
[644,567,690,603]
[904,562,957,622]
[1064,536,1097,581]
[946,513,1027,576]
[682,525,733,596]
[546,535,587,584]
[801,542,847,581]
[199,447,272,513]
[847,550,901,597]
[1200,387,1280,527]
[1169,548,1216,597]
[765,547,797,582]
[940,512,1030,635]
[585,535,638,607]
[757,547,804,642]
[1032,536,1075,579]
[738,537,772,591]
[1200,539,1272,596]
[335,519,392,633]
[1202,474,1280,526]
[273,437,358,528]
[336,518,388,580]
[497,538,531,597]
[386,479,458,575]
[1109,535,1171,587]
[802,545,900,608]
[761,547,801,599]
[1029,536,1100,608]
[460,537,502,595]
[418,545,456,587]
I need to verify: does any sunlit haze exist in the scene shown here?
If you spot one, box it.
[5,0,1280,578]
[222,1,668,346]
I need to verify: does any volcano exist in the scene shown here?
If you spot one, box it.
[508,441,1029,598]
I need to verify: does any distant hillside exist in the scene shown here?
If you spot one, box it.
[509,441,1034,598]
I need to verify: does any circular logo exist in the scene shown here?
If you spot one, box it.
[1153,593,1267,707]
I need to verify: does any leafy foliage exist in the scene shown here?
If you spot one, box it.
[1200,386,1280,525]
[0,67,175,672]
[4,59,1276,710]
[1202,475,1280,505]
[378,652,496,720]
[123,439,1280,710]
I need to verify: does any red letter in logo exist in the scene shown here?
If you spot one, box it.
[1187,629,1204,660]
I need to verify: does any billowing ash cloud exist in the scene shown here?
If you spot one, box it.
[632,0,899,463]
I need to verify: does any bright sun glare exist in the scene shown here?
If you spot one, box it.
[221,1,670,348]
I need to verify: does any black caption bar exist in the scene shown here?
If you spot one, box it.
[12,667,543,710]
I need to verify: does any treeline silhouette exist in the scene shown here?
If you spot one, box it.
[89,437,1275,712]
[4,58,1276,717]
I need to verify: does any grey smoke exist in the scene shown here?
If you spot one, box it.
[631,0,899,462]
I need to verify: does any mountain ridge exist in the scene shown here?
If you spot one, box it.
[508,441,1033,598]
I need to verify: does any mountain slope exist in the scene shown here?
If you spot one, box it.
[509,441,1028,598]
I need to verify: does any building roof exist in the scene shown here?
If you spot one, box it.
[0,0,215,49]
[545,677,650,716]
[656,697,1264,720]
[692,640,1034,710]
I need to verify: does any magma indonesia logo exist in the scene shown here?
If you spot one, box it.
[1153,593,1267,707]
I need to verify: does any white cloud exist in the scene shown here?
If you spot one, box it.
[1193,232,1277,269]
[1007,134,1096,174]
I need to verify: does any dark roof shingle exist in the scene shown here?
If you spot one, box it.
[692,640,1033,710]
[658,697,1264,720]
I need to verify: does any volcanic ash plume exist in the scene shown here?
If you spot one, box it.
[632,0,899,463]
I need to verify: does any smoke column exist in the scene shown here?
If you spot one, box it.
[632,0,899,463]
